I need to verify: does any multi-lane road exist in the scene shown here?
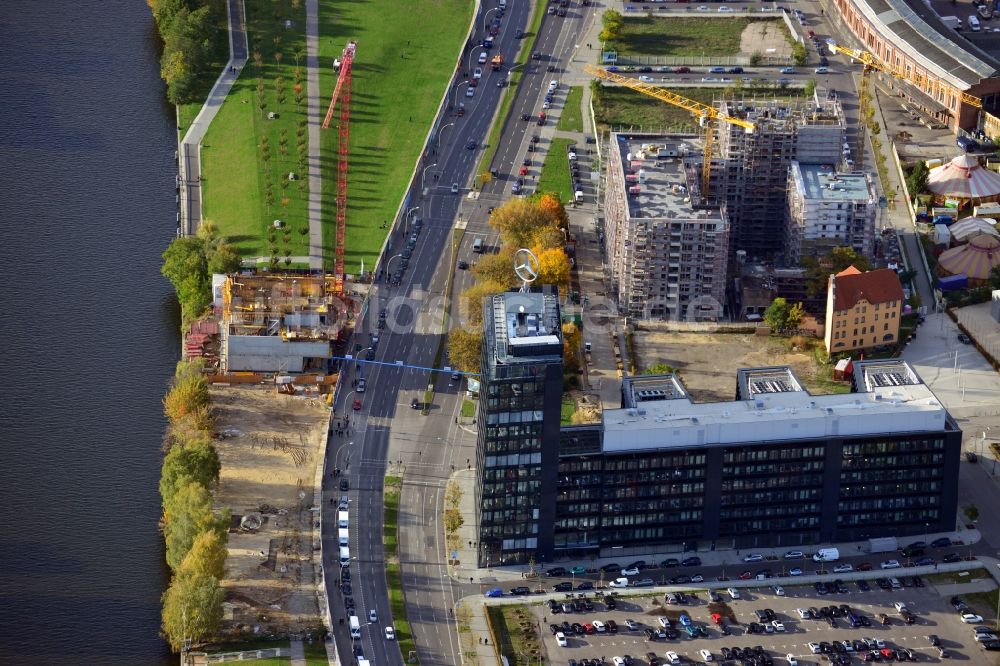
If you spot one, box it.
[320,0,885,663]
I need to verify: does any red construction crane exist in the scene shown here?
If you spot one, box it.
[323,40,357,291]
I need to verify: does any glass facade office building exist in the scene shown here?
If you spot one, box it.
[476,287,565,567]
[474,315,962,566]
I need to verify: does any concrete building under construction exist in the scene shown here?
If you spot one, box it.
[213,274,346,374]
[604,133,730,321]
[712,99,847,264]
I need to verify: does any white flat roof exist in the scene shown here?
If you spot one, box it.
[602,384,946,452]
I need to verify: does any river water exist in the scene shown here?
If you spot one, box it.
[0,1,179,663]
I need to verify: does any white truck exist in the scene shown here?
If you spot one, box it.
[349,614,361,638]
[940,15,963,30]
[813,547,840,562]
[338,528,350,547]
[337,509,349,529]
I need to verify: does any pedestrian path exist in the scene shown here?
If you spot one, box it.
[179,0,248,236]
[304,0,324,271]
[290,639,306,666]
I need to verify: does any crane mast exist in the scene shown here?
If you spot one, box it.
[323,40,357,291]
[584,64,754,197]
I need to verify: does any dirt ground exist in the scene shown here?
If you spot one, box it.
[210,385,331,636]
[739,20,793,59]
[634,330,846,402]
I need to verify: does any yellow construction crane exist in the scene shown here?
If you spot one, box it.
[584,64,754,198]
[824,39,982,109]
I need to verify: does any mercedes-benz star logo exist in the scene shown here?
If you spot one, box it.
[513,248,540,288]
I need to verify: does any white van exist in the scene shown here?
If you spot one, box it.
[349,614,361,638]
[813,547,840,562]
[575,190,584,203]
[340,546,351,567]
[969,15,981,30]
[338,528,350,547]
[337,510,349,529]
[499,0,507,8]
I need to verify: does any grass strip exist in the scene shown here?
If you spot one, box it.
[593,84,807,131]
[424,227,464,413]
[608,16,779,57]
[536,137,574,203]
[384,477,401,559]
[386,563,418,663]
[317,0,472,272]
[560,397,575,425]
[556,86,584,132]
[461,399,476,418]
[478,0,550,177]
[200,0,310,260]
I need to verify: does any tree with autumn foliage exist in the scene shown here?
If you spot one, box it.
[488,198,559,249]
[537,193,569,230]
[562,321,582,372]
[460,279,508,326]
[448,328,482,374]
[534,246,572,288]
[472,247,519,288]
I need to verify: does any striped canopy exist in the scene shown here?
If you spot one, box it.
[927,154,1000,201]
[938,233,1000,281]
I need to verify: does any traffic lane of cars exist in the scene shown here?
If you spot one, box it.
[532,583,993,666]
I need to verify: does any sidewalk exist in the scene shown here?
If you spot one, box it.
[179,0,249,236]
[304,0,324,271]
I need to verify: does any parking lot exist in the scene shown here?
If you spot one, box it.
[531,581,999,666]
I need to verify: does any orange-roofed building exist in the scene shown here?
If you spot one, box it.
[824,266,905,354]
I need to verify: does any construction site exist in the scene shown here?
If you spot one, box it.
[209,385,331,638]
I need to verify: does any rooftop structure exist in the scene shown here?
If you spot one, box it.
[486,289,562,365]
[786,163,877,262]
[927,154,1000,203]
[602,362,948,453]
[831,0,1000,130]
[604,133,729,321]
[215,274,344,373]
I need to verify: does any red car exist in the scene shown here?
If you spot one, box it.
[711,613,723,625]
[675,66,690,73]
[353,398,362,410]
[469,77,478,87]
[519,165,529,176]
[739,571,752,580]
[857,562,873,571]
[808,30,816,37]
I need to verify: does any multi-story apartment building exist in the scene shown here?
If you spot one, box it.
[831,0,1000,131]
[476,287,565,567]
[786,163,878,263]
[824,266,904,354]
[714,100,846,263]
[604,134,729,321]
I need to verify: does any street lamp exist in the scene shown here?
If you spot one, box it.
[404,206,419,233]
[452,81,469,108]
[386,253,404,278]
[482,7,497,35]
[438,122,455,152]
[421,163,438,192]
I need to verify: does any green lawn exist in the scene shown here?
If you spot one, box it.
[556,86,585,132]
[384,476,401,558]
[461,399,476,418]
[607,17,778,57]
[536,137,575,203]
[593,84,807,131]
[175,7,232,135]
[201,0,311,262]
[386,563,418,663]
[561,397,575,425]
[318,0,473,274]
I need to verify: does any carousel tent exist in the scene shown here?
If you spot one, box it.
[927,154,1000,203]
[948,216,1000,244]
[938,233,1000,282]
